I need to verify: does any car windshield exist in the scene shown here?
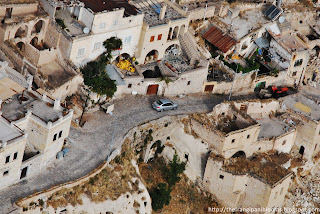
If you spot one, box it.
[156,100,163,105]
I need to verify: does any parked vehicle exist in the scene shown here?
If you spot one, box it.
[152,99,178,112]
[255,85,289,99]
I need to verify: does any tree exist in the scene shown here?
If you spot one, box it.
[150,183,172,211]
[166,152,186,187]
[103,37,122,52]
[80,54,116,96]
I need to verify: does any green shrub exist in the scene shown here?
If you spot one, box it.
[150,183,172,211]
[166,153,186,187]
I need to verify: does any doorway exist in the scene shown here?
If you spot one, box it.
[299,146,305,155]
[20,166,28,179]
[146,84,159,95]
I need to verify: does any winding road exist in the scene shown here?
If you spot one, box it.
[0,93,253,213]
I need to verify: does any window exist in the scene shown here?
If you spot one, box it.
[124,36,132,44]
[128,83,132,88]
[187,81,191,85]
[150,36,155,42]
[315,144,318,150]
[3,170,9,176]
[53,133,57,141]
[294,59,303,67]
[157,34,162,40]
[280,188,283,195]
[59,130,63,138]
[77,48,85,57]
[93,42,101,50]
[292,71,297,76]
[282,140,286,145]
[5,155,10,163]
[219,175,224,179]
[113,20,118,26]
[13,152,18,160]
[99,23,106,29]
[231,139,235,143]
[274,192,277,199]
[247,135,250,139]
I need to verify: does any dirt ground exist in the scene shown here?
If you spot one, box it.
[139,157,223,214]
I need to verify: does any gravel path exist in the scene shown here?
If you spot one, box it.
[0,93,254,213]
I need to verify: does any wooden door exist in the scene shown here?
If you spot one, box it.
[204,84,214,92]
[146,84,159,95]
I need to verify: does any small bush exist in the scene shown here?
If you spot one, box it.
[150,183,172,211]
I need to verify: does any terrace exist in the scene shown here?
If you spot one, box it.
[0,116,24,144]
[2,91,64,123]
[257,116,294,140]
[222,154,291,186]
[191,103,257,135]
[132,0,184,27]
[54,8,85,37]
[281,93,320,121]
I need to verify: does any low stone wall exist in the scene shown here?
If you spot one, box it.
[16,146,121,209]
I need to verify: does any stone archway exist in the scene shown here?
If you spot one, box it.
[179,25,185,36]
[16,41,25,53]
[165,44,180,56]
[168,27,172,41]
[15,25,28,38]
[32,20,45,34]
[172,26,179,39]
[145,50,159,63]
[231,151,246,158]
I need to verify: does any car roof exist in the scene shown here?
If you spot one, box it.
[159,98,172,104]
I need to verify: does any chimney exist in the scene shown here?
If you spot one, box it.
[2,141,7,148]
[276,0,282,8]
[54,98,61,110]
[159,3,167,20]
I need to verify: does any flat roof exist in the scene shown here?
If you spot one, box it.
[257,117,291,139]
[2,92,63,122]
[0,71,25,101]
[222,155,291,186]
[281,94,320,121]
[217,9,269,40]
[0,117,23,142]
[275,33,308,53]
[80,0,138,16]
[133,0,184,26]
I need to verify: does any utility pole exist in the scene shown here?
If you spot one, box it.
[204,1,208,21]
[228,63,238,101]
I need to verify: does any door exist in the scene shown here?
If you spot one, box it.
[163,102,173,110]
[204,84,214,92]
[146,84,159,95]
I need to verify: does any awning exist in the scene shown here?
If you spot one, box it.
[254,37,270,49]
[203,26,237,53]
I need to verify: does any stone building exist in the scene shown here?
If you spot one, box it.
[41,0,144,67]
[280,94,320,160]
[0,63,73,190]
[0,1,83,100]
[132,0,190,65]
[203,153,293,211]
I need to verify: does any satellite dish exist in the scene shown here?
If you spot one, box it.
[83,27,90,34]
[279,16,285,24]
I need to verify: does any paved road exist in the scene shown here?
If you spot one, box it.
[0,93,254,213]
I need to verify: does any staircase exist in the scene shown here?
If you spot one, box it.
[157,61,178,77]
[179,31,201,65]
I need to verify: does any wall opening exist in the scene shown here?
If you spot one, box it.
[20,166,28,179]
[232,151,246,158]
[299,146,305,155]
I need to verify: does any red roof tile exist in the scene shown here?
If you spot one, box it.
[203,26,237,53]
